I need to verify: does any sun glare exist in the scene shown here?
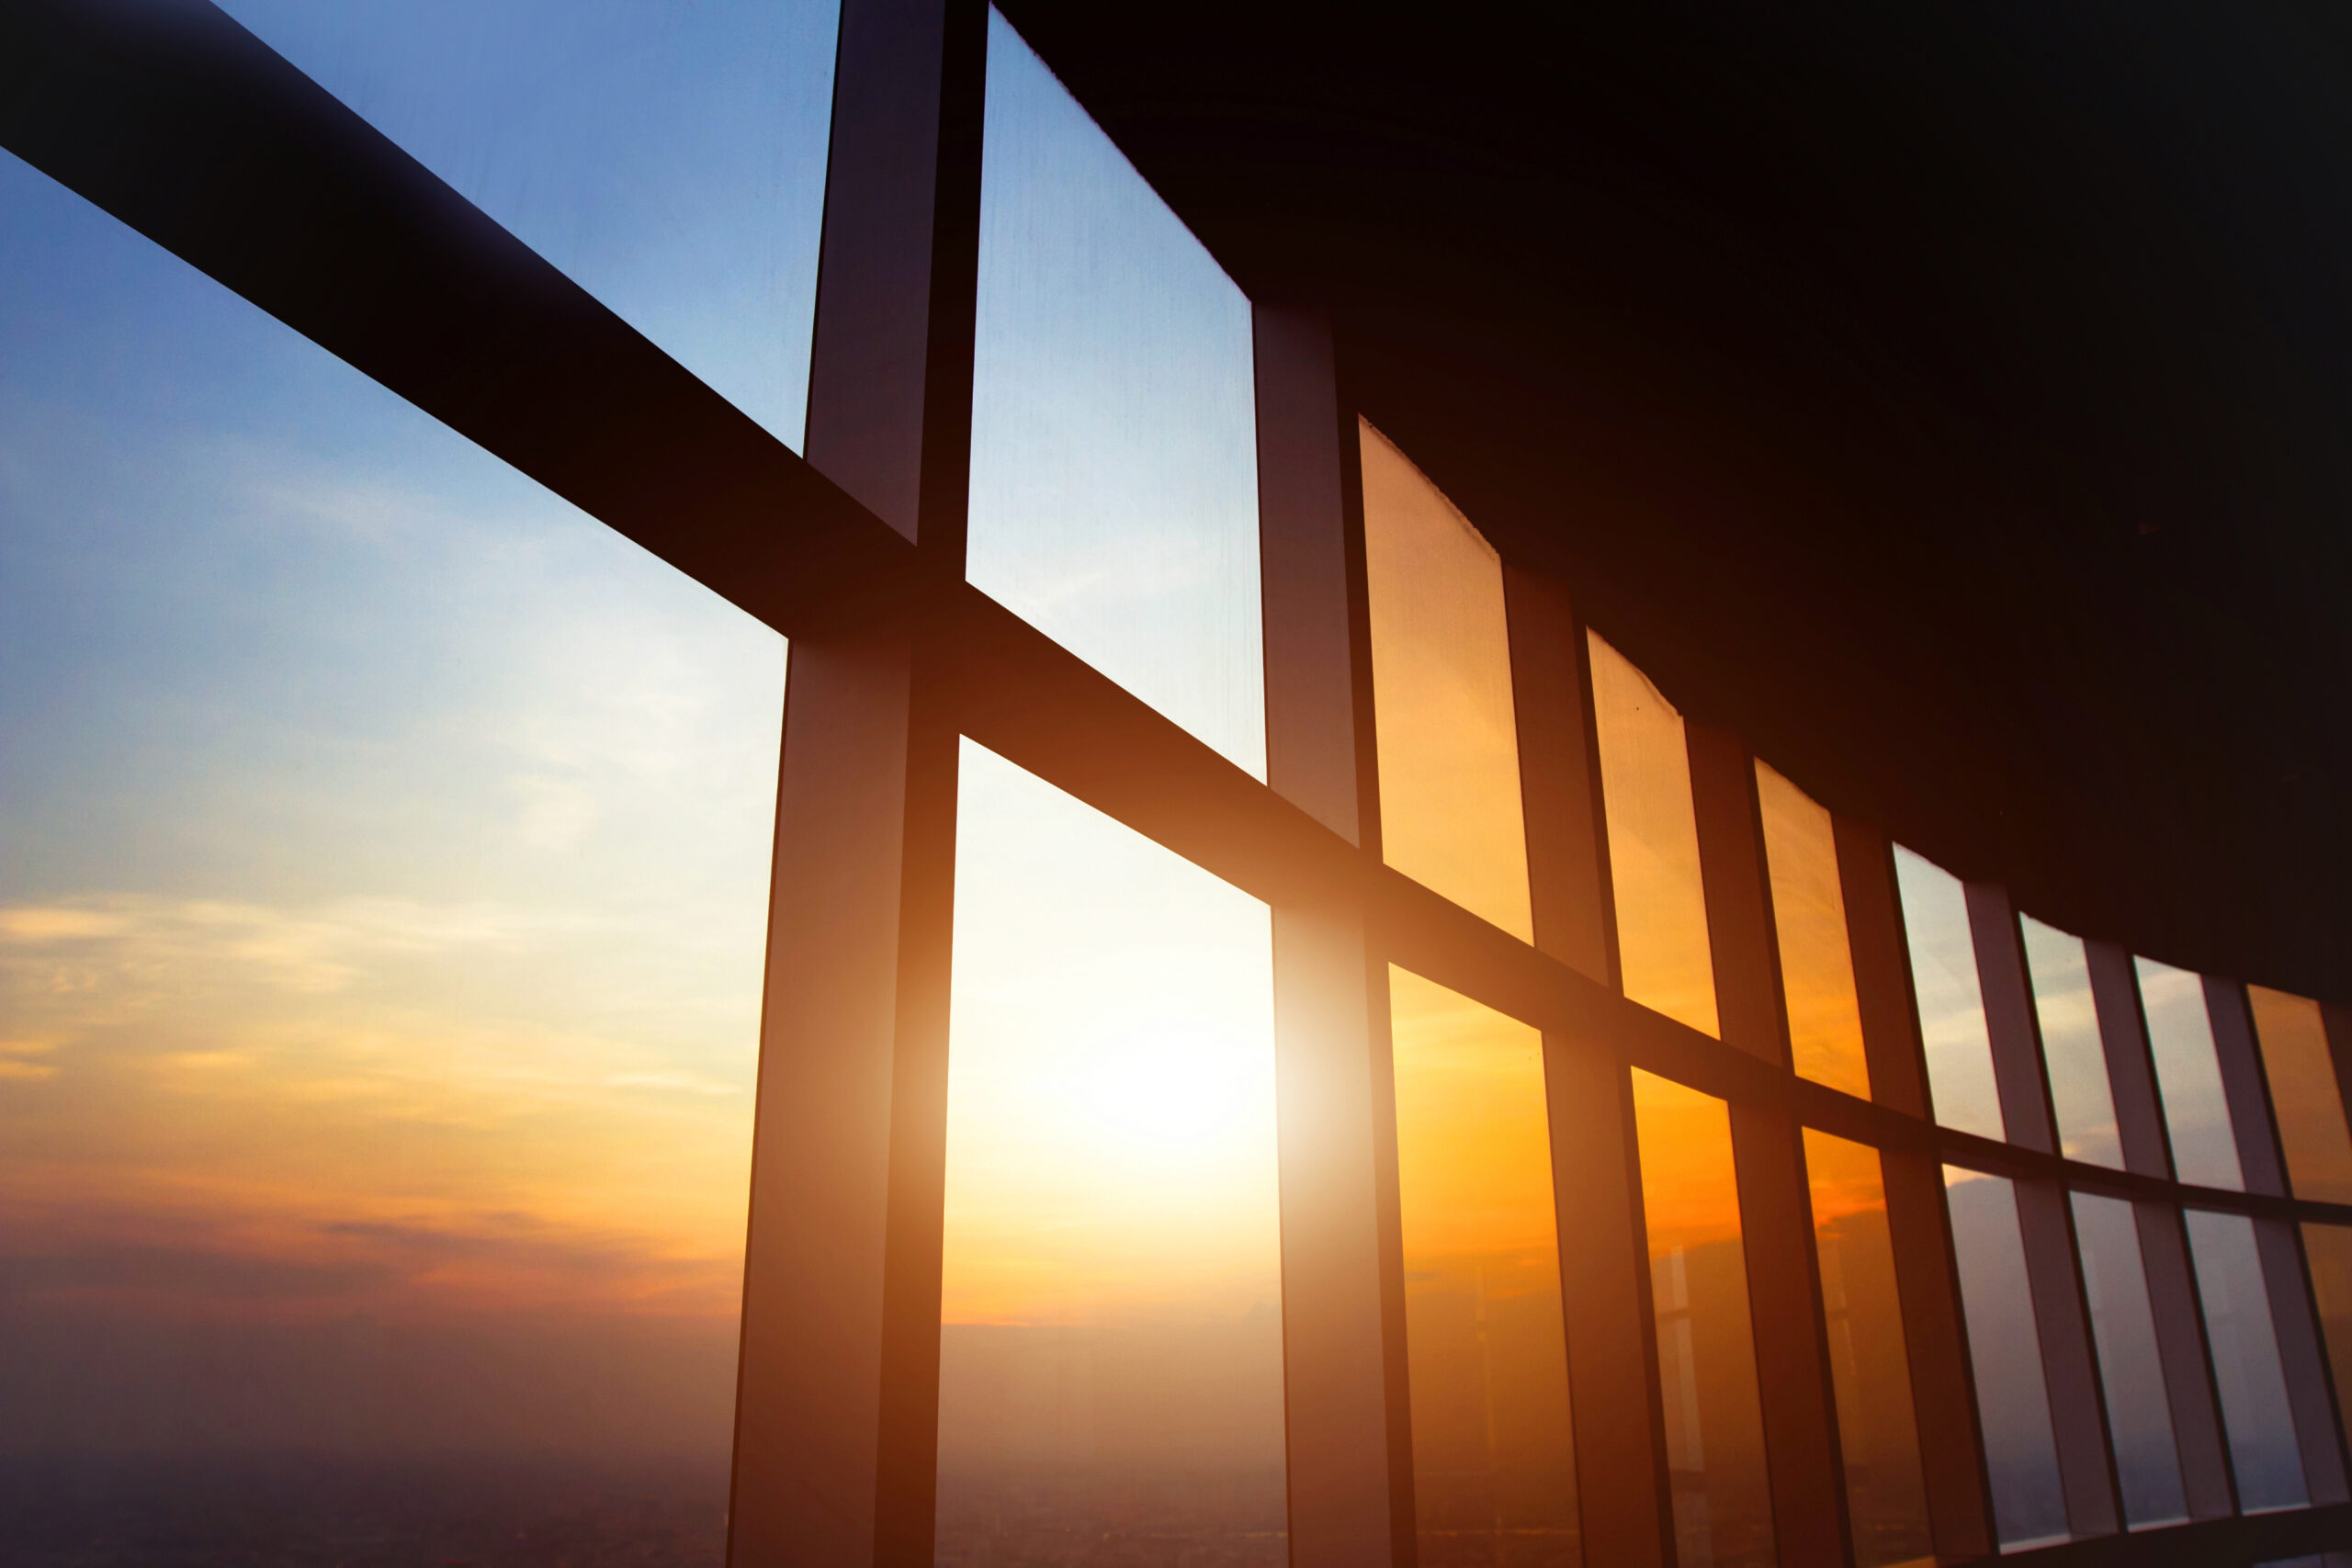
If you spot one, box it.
[1063,1023,1261,1162]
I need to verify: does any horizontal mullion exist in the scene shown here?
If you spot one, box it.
[0,0,919,641]
[1996,1500,2352,1565]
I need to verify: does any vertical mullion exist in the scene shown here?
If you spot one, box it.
[1967,883,2059,1154]
[729,2,987,1565]
[2255,1216,2352,1504]
[2132,1200,2238,1519]
[1507,570,1673,1566]
[2086,939,2174,1179]
[1254,304,1405,1567]
[1838,819,1998,1561]
[1970,886,2122,1539]
[1689,722,1849,1568]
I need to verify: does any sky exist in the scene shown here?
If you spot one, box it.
[0,62,802,1456]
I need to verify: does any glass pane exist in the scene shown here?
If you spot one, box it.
[1361,421,1533,939]
[2185,1210,2306,1512]
[2,153,776,1556]
[2069,1194,2188,1529]
[2250,987,2352,1203]
[1758,764,1869,1097]
[1801,1131,1932,1566]
[1943,1169,2068,1550]
[1389,967,1579,1566]
[1592,636,1719,1037]
[967,10,1266,778]
[937,741,1285,1561]
[2300,1224,2352,1462]
[2020,917,2122,1168]
[2136,959,2244,1190]
[218,0,838,448]
[1894,850,2004,1140]
[1631,1070,1773,1567]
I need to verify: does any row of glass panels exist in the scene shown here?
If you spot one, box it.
[8,3,2346,1563]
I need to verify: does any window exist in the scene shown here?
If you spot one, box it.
[1362,421,1534,939]
[1593,636,1718,1036]
[1633,1070,1772,1567]
[1758,762,1870,1097]
[967,8,1266,775]
[1945,1169,2068,1550]
[2021,917,2124,1168]
[937,741,1286,1559]
[2138,959,2243,1190]
[2185,1211,2306,1512]
[1804,1130,1932,1563]
[1,153,776,1551]
[1389,967,1578,1565]
[2248,987,2352,1203]
[1896,851,2003,1140]
[2071,1193,2188,1529]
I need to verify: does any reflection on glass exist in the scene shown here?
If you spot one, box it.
[2185,1211,2306,1512]
[967,10,1266,777]
[1758,764,1869,1097]
[2300,1225,2352,1459]
[1591,637,1718,1037]
[937,742,1285,1562]
[2070,1194,2188,1528]
[1361,422,1533,940]
[1389,968,1579,1566]
[2020,918,2122,1168]
[1944,1170,2069,1550]
[1802,1132,1932,1566]
[2136,959,2244,1190]
[218,0,838,447]
[1631,1071,1772,1567]
[1894,850,2004,1140]
[1,157,776,1555]
[2249,987,2352,1203]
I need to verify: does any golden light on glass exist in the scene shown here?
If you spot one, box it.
[1803,1129,1932,1567]
[1630,1068,1772,1567]
[1755,761,1868,1096]
[1360,419,1534,942]
[2248,986,2352,1203]
[1590,634,1719,1037]
[1389,965,1579,1564]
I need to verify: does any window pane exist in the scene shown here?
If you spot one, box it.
[1593,637,1719,1037]
[2070,1193,2188,1529]
[967,10,1266,777]
[2184,1210,2306,1512]
[2136,959,2244,1190]
[1389,967,1579,1566]
[2250,987,2352,1203]
[1632,1070,1772,1567]
[2,155,775,1555]
[2020,917,2123,1168]
[1943,1169,2068,1550]
[1896,851,2004,1140]
[1801,1131,1932,1566]
[2300,1224,2352,1463]
[1361,421,1533,939]
[218,0,838,448]
[937,741,1285,1561]
[1758,764,1869,1097]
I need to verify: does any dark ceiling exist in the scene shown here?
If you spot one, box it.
[999,0,2352,1001]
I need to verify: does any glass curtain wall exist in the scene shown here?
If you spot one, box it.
[1802,1130,1932,1566]
[2138,959,2244,1190]
[2070,1194,2189,1529]
[1944,1168,2069,1550]
[2021,916,2125,1168]
[1756,762,1870,1097]
[1632,1070,1773,1568]
[1389,968,1579,1566]
[0,152,781,1558]
[935,742,1286,1562]
[2185,1211,2307,1512]
[2249,987,2352,1203]
[1894,851,2004,1140]
[967,8,1267,777]
[1360,421,1535,940]
[1591,637,1719,1037]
